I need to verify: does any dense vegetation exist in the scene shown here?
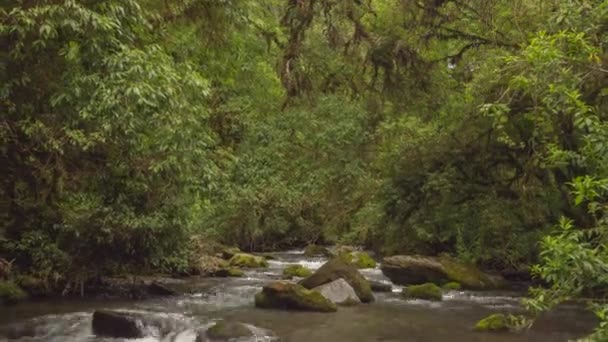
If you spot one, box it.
[1,0,606,338]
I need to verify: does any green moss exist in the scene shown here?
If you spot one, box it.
[353,252,376,269]
[304,245,330,257]
[474,314,509,331]
[227,268,244,277]
[221,247,241,259]
[255,281,337,312]
[283,264,313,278]
[207,320,252,339]
[402,283,442,301]
[228,253,268,268]
[442,281,462,290]
[440,256,504,289]
[338,251,353,264]
[0,281,28,305]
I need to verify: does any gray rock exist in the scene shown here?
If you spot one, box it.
[313,278,361,305]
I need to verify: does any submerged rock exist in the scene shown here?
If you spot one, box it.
[229,253,268,268]
[369,281,392,292]
[205,320,253,340]
[304,245,331,257]
[442,281,462,290]
[0,281,28,305]
[255,280,337,312]
[381,255,505,289]
[283,264,313,279]
[92,310,145,338]
[474,313,510,331]
[313,278,361,305]
[402,283,443,301]
[148,282,181,296]
[299,258,374,303]
[213,268,244,277]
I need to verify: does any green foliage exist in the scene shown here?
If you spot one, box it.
[0,281,28,305]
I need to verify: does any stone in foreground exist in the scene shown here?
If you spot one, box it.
[381,255,505,289]
[313,278,361,305]
[300,258,374,303]
[402,283,442,301]
[92,310,144,338]
[255,281,337,312]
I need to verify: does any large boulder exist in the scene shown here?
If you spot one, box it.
[229,253,268,268]
[381,255,505,289]
[313,278,360,305]
[254,281,337,312]
[299,258,374,303]
[92,310,145,338]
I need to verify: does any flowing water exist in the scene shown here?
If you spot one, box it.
[0,250,597,341]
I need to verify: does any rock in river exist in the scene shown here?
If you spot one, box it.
[92,310,144,338]
[313,278,361,305]
[255,281,337,312]
[299,258,374,303]
[229,253,268,268]
[381,255,505,289]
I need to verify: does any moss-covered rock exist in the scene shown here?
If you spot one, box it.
[228,253,268,268]
[0,281,28,305]
[381,255,505,289]
[353,252,376,269]
[299,258,374,303]
[254,281,337,312]
[439,256,505,289]
[213,267,244,277]
[206,320,253,340]
[402,283,442,301]
[474,314,509,331]
[283,264,313,278]
[304,245,330,257]
[442,281,462,290]
[221,247,241,260]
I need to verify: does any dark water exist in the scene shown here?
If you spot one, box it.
[0,250,597,341]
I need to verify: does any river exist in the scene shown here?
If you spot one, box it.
[0,250,597,341]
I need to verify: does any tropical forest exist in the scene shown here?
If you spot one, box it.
[0,0,607,341]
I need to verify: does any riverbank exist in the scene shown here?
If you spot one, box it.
[0,249,598,342]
